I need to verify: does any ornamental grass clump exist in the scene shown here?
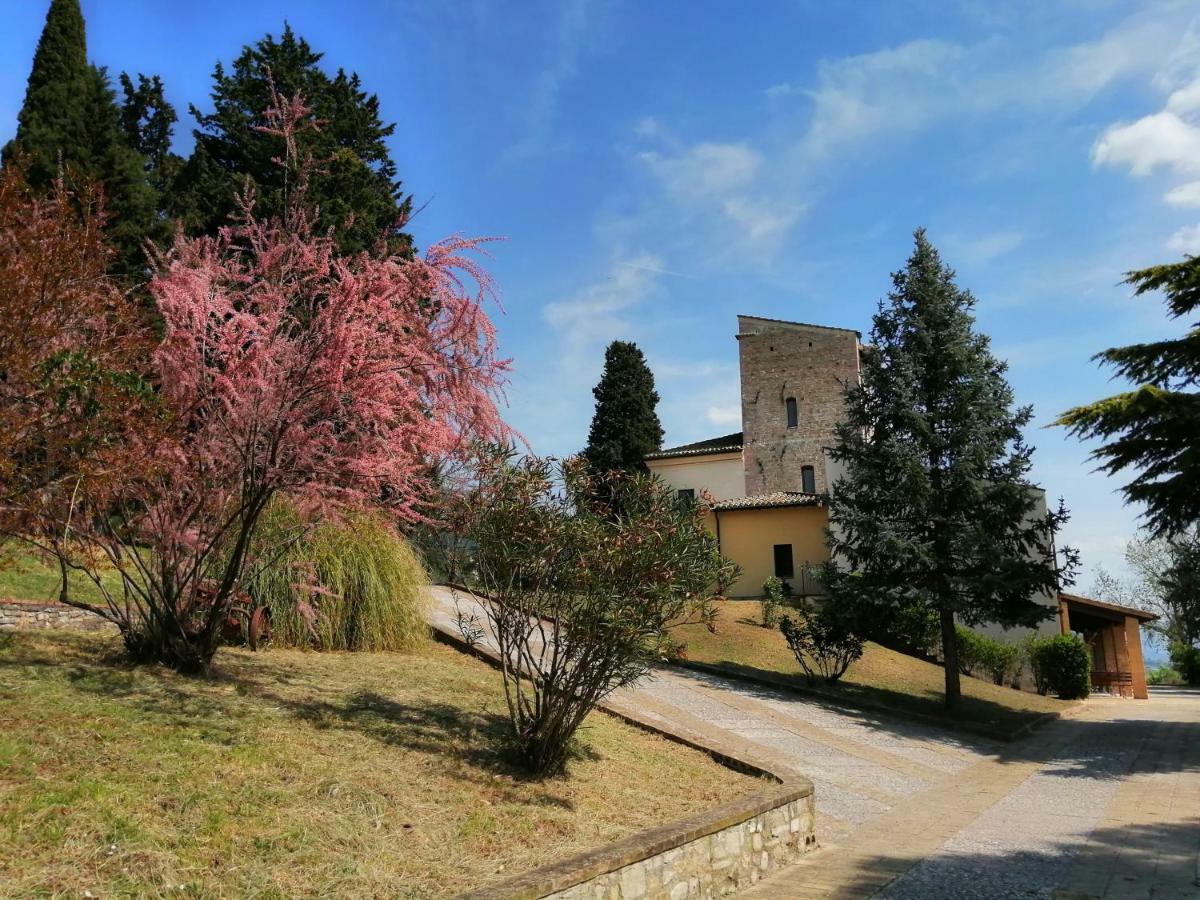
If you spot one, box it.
[245,501,429,652]
[463,449,738,776]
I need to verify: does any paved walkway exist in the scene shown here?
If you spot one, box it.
[426,588,1200,899]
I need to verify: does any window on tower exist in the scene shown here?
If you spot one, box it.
[785,396,798,428]
[801,465,816,493]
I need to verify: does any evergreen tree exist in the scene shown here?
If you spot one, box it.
[171,26,413,255]
[1057,257,1200,537]
[825,230,1075,709]
[583,341,664,476]
[2,0,156,279]
[119,72,182,198]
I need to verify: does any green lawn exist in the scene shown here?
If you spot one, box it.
[0,631,756,897]
[673,600,1074,737]
[0,545,123,606]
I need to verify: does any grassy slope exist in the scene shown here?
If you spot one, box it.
[0,546,122,606]
[673,600,1073,735]
[0,632,756,898]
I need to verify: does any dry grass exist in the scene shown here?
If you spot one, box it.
[0,631,756,898]
[673,600,1074,736]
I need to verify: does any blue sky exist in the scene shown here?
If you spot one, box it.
[3,0,1198,589]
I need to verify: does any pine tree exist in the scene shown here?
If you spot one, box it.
[583,341,664,476]
[825,230,1074,709]
[1057,257,1200,537]
[119,72,182,198]
[171,25,413,255]
[3,0,157,279]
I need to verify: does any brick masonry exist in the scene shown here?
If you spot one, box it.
[737,316,860,496]
[0,598,114,632]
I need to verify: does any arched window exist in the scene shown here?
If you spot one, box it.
[785,397,798,428]
[801,465,816,493]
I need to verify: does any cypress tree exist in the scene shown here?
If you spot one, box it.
[825,230,1075,709]
[1057,257,1200,537]
[583,341,664,476]
[3,0,157,279]
[171,25,413,255]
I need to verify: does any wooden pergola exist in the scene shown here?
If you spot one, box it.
[1058,592,1158,699]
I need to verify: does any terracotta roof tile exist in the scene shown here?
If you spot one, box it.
[646,431,743,460]
[709,491,823,511]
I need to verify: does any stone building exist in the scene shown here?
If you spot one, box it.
[647,314,1154,698]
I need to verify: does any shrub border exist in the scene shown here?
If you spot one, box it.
[431,585,816,900]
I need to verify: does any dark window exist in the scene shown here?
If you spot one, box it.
[785,397,798,428]
[801,465,816,493]
[773,544,795,579]
[677,488,695,505]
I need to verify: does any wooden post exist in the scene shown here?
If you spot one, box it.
[1124,615,1148,700]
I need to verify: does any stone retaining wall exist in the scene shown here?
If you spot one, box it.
[0,599,114,632]
[461,787,814,900]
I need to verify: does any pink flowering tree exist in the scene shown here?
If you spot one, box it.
[40,91,510,671]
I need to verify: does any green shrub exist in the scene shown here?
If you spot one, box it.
[954,625,988,676]
[1169,642,1200,686]
[779,608,864,685]
[246,500,429,652]
[1146,664,1182,686]
[761,576,785,628]
[955,625,1020,685]
[1027,634,1091,699]
[982,640,1021,686]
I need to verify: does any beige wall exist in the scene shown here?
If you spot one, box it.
[710,505,831,598]
[648,452,744,502]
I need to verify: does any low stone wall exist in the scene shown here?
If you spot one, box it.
[0,598,114,632]
[462,787,814,900]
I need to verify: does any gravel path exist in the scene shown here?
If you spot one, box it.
[427,587,1200,899]
[427,586,993,840]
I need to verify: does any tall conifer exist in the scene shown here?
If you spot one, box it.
[1058,257,1200,536]
[3,0,156,279]
[171,26,413,255]
[825,230,1074,708]
[583,341,664,476]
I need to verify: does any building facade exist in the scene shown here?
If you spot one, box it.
[646,314,1156,697]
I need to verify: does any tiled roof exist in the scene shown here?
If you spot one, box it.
[646,431,743,460]
[709,491,823,511]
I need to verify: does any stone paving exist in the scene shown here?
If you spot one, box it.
[426,588,1200,899]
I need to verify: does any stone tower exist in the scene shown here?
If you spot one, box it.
[737,315,861,495]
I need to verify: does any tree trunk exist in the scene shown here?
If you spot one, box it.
[940,606,961,709]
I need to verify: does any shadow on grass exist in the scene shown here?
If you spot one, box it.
[669,662,1200,780]
[833,817,1200,898]
[686,657,1041,739]
[0,632,593,794]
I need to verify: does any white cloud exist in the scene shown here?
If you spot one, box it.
[1092,107,1200,177]
[1167,223,1200,254]
[789,15,1185,162]
[706,405,742,426]
[1164,180,1200,206]
[641,142,762,196]
[637,142,803,263]
[543,251,663,348]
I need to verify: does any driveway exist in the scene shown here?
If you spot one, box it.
[426,587,1200,899]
